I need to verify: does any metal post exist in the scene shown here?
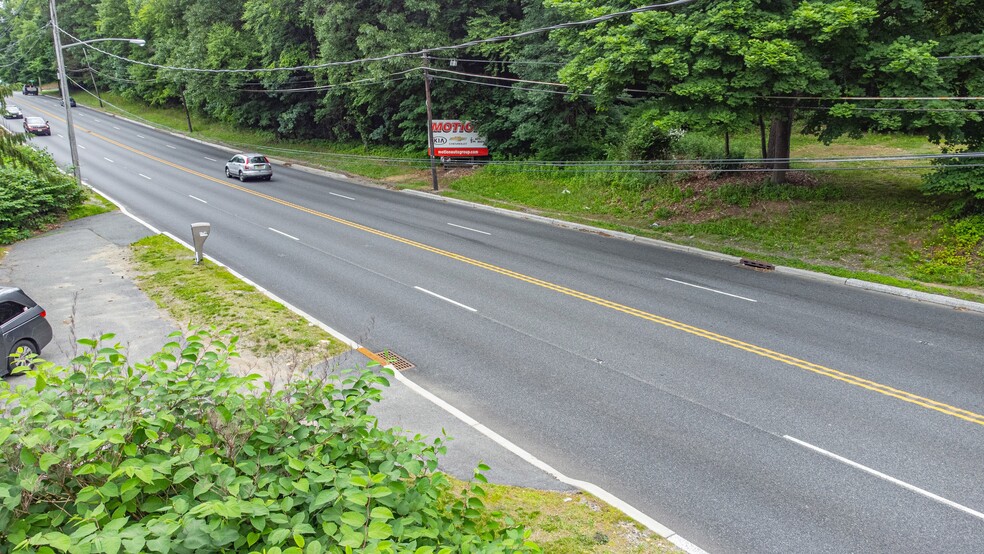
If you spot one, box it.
[82,48,102,108]
[48,0,81,185]
[422,53,439,192]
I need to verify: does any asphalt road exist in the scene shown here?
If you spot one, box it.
[8,94,984,553]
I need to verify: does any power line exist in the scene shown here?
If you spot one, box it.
[431,74,597,98]
[52,0,699,74]
[430,56,566,67]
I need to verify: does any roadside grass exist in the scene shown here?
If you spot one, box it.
[67,188,117,220]
[130,234,348,358]
[71,90,984,297]
[449,478,682,553]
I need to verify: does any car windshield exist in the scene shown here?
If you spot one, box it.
[25,117,43,125]
[249,156,268,164]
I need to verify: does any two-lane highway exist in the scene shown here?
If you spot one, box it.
[11,94,984,553]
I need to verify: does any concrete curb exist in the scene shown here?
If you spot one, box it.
[402,190,984,315]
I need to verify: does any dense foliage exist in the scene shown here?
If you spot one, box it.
[0,145,84,244]
[0,330,539,553]
[0,0,980,200]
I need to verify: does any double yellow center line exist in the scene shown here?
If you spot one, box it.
[38,104,984,428]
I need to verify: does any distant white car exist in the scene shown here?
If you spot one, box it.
[3,105,22,119]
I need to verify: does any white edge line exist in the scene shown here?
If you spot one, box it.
[138,174,152,180]
[86,186,161,235]
[328,192,355,200]
[268,227,299,241]
[189,195,208,204]
[203,156,217,162]
[414,286,478,312]
[664,277,757,302]
[82,182,706,554]
[447,222,491,236]
[784,435,984,521]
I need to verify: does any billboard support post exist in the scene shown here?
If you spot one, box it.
[422,53,439,192]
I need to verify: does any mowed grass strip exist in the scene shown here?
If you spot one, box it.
[447,478,684,554]
[67,188,117,220]
[131,234,348,357]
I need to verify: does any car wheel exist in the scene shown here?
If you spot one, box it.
[225,167,232,178]
[263,176,272,181]
[7,339,38,375]
[239,171,246,182]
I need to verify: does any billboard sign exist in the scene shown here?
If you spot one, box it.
[430,120,488,157]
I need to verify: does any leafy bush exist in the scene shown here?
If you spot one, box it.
[712,182,844,207]
[0,330,539,554]
[610,110,684,161]
[0,147,84,244]
[921,153,984,213]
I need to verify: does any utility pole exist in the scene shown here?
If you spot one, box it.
[82,48,102,108]
[422,52,439,191]
[48,0,82,185]
[181,87,193,133]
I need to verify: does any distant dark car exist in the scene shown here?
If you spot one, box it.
[0,287,53,375]
[22,84,38,95]
[225,153,273,181]
[23,117,50,136]
[60,97,77,107]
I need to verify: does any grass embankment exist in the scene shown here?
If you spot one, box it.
[67,188,116,220]
[72,89,983,300]
[128,233,678,553]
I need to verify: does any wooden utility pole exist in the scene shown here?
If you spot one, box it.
[422,53,439,191]
[82,49,103,107]
[181,87,193,133]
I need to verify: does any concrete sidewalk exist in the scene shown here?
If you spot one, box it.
[0,211,569,491]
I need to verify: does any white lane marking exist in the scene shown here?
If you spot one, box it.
[189,195,208,204]
[138,174,151,180]
[136,134,145,139]
[103,157,114,163]
[664,277,757,302]
[448,222,491,236]
[78,144,86,150]
[165,144,176,149]
[203,156,217,162]
[329,192,355,200]
[268,227,299,241]
[93,118,101,122]
[785,436,984,522]
[57,133,64,138]
[113,126,121,130]
[414,286,477,312]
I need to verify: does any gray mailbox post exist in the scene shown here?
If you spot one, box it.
[191,222,211,264]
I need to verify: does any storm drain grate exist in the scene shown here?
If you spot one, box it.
[375,350,416,371]
[739,258,776,272]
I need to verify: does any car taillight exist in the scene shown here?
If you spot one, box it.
[264,157,270,164]
[40,310,46,318]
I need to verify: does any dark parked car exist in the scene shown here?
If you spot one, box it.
[0,287,53,375]
[60,97,77,107]
[23,117,50,136]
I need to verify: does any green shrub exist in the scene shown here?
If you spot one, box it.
[0,148,84,244]
[912,215,984,285]
[0,330,539,554]
[921,152,984,214]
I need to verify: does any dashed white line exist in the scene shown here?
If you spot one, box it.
[78,144,86,150]
[165,144,176,149]
[664,278,757,302]
[414,286,477,312]
[56,133,64,138]
[136,134,145,139]
[103,157,114,163]
[203,156,217,162]
[93,118,102,123]
[448,222,491,235]
[189,195,208,204]
[268,227,299,241]
[785,436,984,521]
[329,192,355,200]
[138,174,151,180]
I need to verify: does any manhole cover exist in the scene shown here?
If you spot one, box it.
[375,350,415,371]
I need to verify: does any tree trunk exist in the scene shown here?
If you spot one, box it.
[766,109,794,184]
[758,114,767,160]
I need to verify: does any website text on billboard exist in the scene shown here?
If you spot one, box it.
[430,119,488,157]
